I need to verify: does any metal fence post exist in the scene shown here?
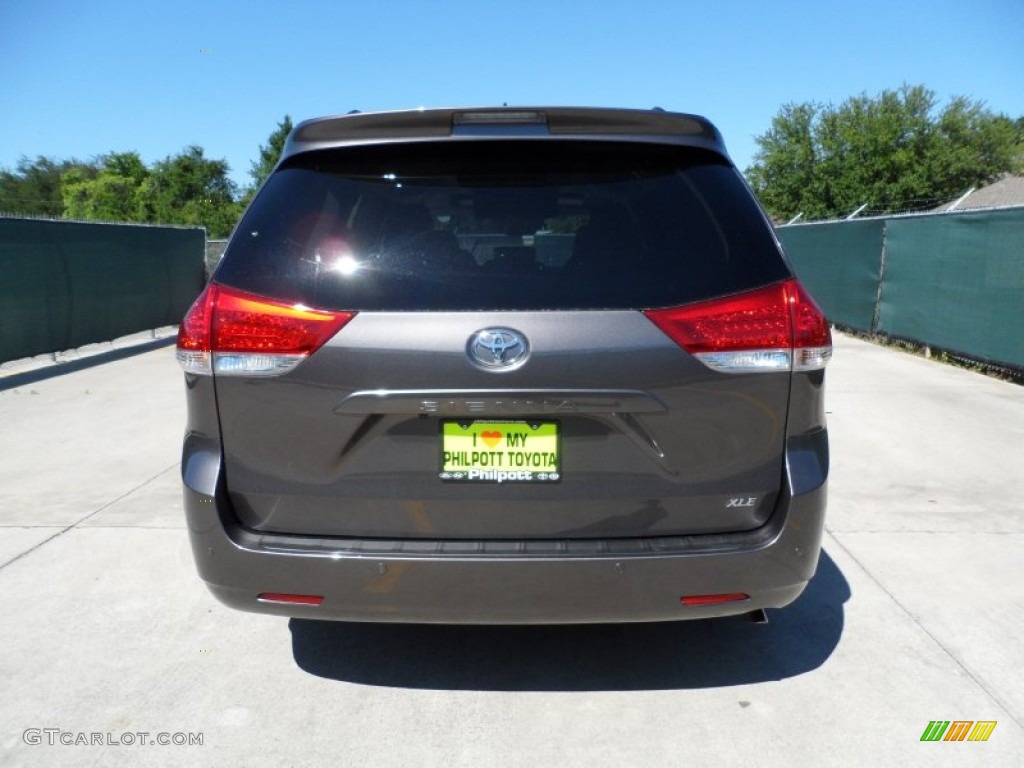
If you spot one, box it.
[870,220,888,336]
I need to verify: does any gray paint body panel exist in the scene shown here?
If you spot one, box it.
[181,436,826,623]
[215,312,790,540]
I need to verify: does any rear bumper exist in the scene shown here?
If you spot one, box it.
[182,433,827,624]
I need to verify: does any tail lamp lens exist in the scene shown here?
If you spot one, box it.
[176,284,355,376]
[643,278,832,373]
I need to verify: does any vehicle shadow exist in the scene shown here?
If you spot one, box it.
[0,336,175,391]
[289,549,848,692]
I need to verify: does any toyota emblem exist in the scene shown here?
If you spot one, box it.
[467,328,530,370]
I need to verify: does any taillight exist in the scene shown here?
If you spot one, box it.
[176,284,355,376]
[787,280,833,371]
[643,279,831,373]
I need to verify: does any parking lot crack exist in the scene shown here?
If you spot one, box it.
[0,462,179,572]
[826,529,1023,729]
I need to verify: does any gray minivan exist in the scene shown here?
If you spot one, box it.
[177,107,831,623]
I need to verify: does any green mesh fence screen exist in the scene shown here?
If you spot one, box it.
[879,211,1024,367]
[777,208,1024,369]
[0,218,205,363]
[775,220,884,330]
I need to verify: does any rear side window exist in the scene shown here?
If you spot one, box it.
[215,141,789,311]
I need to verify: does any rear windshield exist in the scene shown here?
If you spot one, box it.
[215,141,789,310]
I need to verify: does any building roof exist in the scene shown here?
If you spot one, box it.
[941,173,1024,211]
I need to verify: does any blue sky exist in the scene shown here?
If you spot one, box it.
[2,0,1022,191]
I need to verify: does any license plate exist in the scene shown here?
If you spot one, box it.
[440,420,560,483]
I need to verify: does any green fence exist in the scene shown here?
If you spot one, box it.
[777,208,1024,369]
[0,218,205,363]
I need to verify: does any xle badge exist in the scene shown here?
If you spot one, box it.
[726,497,757,508]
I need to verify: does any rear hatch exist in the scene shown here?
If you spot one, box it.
[195,140,806,540]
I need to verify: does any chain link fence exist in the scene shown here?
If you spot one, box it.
[1,217,205,363]
[205,238,228,277]
[778,206,1024,374]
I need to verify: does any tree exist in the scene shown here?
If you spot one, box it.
[746,85,1019,221]
[136,146,241,237]
[1008,116,1024,171]
[0,155,96,216]
[928,98,1018,192]
[246,115,293,198]
[61,152,149,221]
[744,102,821,221]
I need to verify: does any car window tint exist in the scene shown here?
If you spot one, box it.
[215,141,789,310]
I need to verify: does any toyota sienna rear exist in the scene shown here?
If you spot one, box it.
[177,107,831,623]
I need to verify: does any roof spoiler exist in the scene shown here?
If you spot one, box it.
[282,107,728,161]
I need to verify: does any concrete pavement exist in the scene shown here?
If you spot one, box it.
[0,333,1021,766]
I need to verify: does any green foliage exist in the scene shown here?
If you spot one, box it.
[746,85,1020,221]
[544,214,589,234]
[746,102,821,221]
[62,152,149,221]
[0,156,96,216]
[135,146,241,237]
[246,115,294,200]
[1009,116,1024,171]
[58,146,242,236]
[3,118,298,236]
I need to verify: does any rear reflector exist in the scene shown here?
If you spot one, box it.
[257,593,324,606]
[176,284,355,376]
[643,278,831,373]
[680,593,750,606]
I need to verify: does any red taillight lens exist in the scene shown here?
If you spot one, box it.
[788,279,833,371]
[645,281,791,353]
[643,278,831,373]
[176,284,355,376]
[176,284,217,351]
[212,285,354,354]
